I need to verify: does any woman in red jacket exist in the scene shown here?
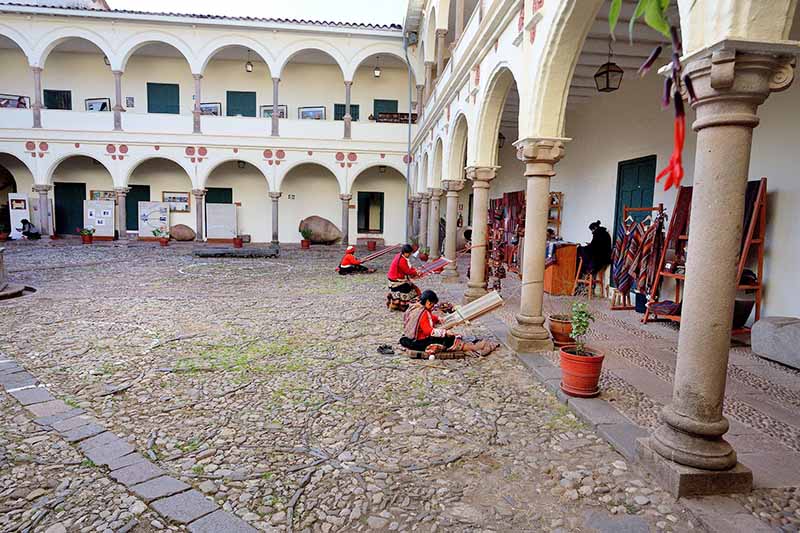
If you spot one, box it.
[386,244,421,311]
[338,246,375,275]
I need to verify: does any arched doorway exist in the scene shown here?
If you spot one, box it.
[205,161,270,243]
[0,154,33,235]
[127,158,193,237]
[50,155,113,235]
[349,165,407,245]
[279,163,340,243]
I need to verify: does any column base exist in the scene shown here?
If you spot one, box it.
[463,285,487,303]
[441,268,460,283]
[637,437,752,497]
[650,405,738,471]
[508,315,554,352]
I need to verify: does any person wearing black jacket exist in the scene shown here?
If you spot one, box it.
[578,220,611,276]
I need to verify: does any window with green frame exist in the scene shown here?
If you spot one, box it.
[334,104,359,121]
[43,89,72,110]
[372,99,398,119]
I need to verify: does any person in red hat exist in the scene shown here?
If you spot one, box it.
[338,246,375,275]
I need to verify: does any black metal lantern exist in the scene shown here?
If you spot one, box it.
[594,40,624,92]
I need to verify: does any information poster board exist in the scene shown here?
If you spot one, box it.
[8,193,30,239]
[29,197,52,236]
[84,200,115,238]
[206,204,237,239]
[138,201,169,238]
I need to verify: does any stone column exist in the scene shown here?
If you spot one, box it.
[343,81,353,139]
[418,192,431,250]
[112,70,124,131]
[415,84,425,118]
[340,193,352,246]
[644,51,795,486]
[192,188,205,241]
[423,62,435,102]
[455,0,465,40]
[411,194,422,239]
[441,180,464,282]
[269,192,281,244]
[31,66,43,128]
[114,187,130,241]
[192,74,203,134]
[427,188,443,259]
[32,184,51,236]
[407,198,415,241]
[464,166,496,302]
[436,29,447,75]
[271,77,280,137]
[508,139,566,352]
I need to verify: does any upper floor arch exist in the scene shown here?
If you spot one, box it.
[117,31,196,72]
[346,44,418,84]
[34,27,114,69]
[198,36,276,76]
[0,25,34,63]
[446,112,470,181]
[274,40,348,80]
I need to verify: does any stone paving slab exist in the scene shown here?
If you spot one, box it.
[567,396,632,427]
[34,407,85,427]
[84,439,136,466]
[150,490,218,524]
[78,431,122,451]
[0,363,24,375]
[583,510,649,533]
[25,398,72,418]
[187,510,259,533]
[9,386,54,405]
[0,372,36,389]
[596,423,650,462]
[62,422,106,442]
[738,451,800,489]
[611,368,674,402]
[105,452,148,471]
[51,413,95,432]
[129,476,190,503]
[683,496,774,533]
[109,461,165,486]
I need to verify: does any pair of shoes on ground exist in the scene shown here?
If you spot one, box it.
[377,344,394,355]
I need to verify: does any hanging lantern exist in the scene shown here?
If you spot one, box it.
[373,56,382,78]
[245,49,254,73]
[594,39,624,92]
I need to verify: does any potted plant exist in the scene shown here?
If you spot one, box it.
[300,228,312,249]
[367,240,377,251]
[0,224,8,242]
[547,305,573,347]
[78,227,95,244]
[409,236,419,253]
[152,228,170,247]
[560,301,604,398]
[233,235,244,248]
[418,246,430,262]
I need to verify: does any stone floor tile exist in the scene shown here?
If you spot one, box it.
[62,422,105,443]
[83,439,136,466]
[9,386,54,405]
[34,407,85,427]
[583,511,650,533]
[51,414,95,432]
[78,431,122,451]
[0,372,36,389]
[129,476,190,503]
[25,399,72,418]
[109,461,165,486]
[595,423,650,462]
[151,490,218,524]
[738,451,800,488]
[105,452,149,471]
[187,510,258,533]
[611,368,674,401]
[567,396,632,427]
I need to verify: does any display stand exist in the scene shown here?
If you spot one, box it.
[548,192,563,238]
[643,178,767,336]
[610,204,665,310]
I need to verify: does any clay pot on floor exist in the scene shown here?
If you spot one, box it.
[233,237,243,248]
[548,314,573,346]
[559,345,604,398]
[81,234,93,245]
[418,252,429,262]
[301,239,311,249]
[367,240,377,251]
[159,237,169,247]
[0,232,8,242]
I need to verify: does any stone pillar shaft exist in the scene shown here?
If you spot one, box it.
[455,0,465,40]
[272,77,280,136]
[112,70,123,131]
[418,193,431,250]
[508,140,565,352]
[423,62,434,102]
[415,85,424,119]
[406,199,414,241]
[650,51,795,474]
[427,188,443,259]
[442,180,464,282]
[436,29,447,76]
[114,187,129,240]
[192,74,202,134]
[340,194,352,246]
[270,192,281,244]
[411,196,421,239]
[192,189,205,241]
[32,184,51,236]
[464,166,496,302]
[32,66,43,129]
[343,81,353,139]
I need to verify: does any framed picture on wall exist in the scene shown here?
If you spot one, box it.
[125,96,135,108]
[162,191,191,213]
[90,190,116,201]
[260,105,287,119]
[298,106,325,120]
[200,102,222,116]
[85,97,111,112]
[0,94,30,108]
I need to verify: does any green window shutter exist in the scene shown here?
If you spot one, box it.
[147,83,180,114]
[373,99,398,118]
[334,104,359,121]
[205,187,233,204]
[226,91,257,117]
[43,90,72,110]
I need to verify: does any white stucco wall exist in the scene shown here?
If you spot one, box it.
[279,164,341,243]
[205,161,271,243]
[349,166,408,245]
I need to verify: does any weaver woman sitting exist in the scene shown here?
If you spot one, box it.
[387,244,421,311]
[338,246,375,275]
[400,290,498,357]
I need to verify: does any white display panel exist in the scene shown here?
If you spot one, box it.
[138,201,169,237]
[8,193,30,239]
[84,200,115,238]
[206,204,237,239]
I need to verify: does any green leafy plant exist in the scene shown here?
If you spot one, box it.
[152,228,169,238]
[78,227,96,236]
[569,301,595,355]
[300,227,313,240]
[609,0,671,39]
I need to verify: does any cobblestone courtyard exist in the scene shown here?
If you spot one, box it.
[0,242,751,532]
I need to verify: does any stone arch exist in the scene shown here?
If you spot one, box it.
[199,157,270,189]
[45,153,113,185]
[278,161,342,243]
[0,24,34,63]
[274,41,348,80]
[474,64,519,165]
[117,31,196,72]
[0,153,34,231]
[349,164,408,244]
[422,6,438,63]
[348,162,407,194]
[33,27,114,68]
[345,44,417,83]
[122,156,194,188]
[198,36,276,75]
[276,159,343,192]
[431,137,444,189]
[446,112,469,181]
[419,152,429,193]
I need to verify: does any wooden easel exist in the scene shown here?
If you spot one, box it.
[643,177,767,336]
[610,204,665,310]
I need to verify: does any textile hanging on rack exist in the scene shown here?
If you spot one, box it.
[612,220,633,289]
[618,222,643,294]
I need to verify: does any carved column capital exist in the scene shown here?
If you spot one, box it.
[428,187,444,199]
[465,165,498,186]
[442,180,464,194]
[435,28,448,38]
[339,194,352,202]
[269,192,282,200]
[515,138,567,178]
[192,73,203,81]
[114,186,130,196]
[32,184,52,193]
[192,188,206,198]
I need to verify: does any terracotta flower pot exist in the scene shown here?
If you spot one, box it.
[233,237,243,248]
[301,239,311,249]
[367,240,377,251]
[159,237,169,247]
[418,253,429,262]
[81,234,93,244]
[0,233,8,242]
[548,315,573,347]
[559,345,604,398]
[411,244,419,252]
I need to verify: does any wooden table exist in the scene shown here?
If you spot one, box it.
[544,243,577,295]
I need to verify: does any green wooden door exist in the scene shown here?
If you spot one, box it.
[53,182,86,235]
[147,83,180,114]
[126,185,150,231]
[373,99,398,118]
[613,155,657,238]
[205,187,233,204]
[226,91,257,117]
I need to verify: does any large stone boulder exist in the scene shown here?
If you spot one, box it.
[752,317,800,370]
[298,216,342,244]
[170,224,196,241]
